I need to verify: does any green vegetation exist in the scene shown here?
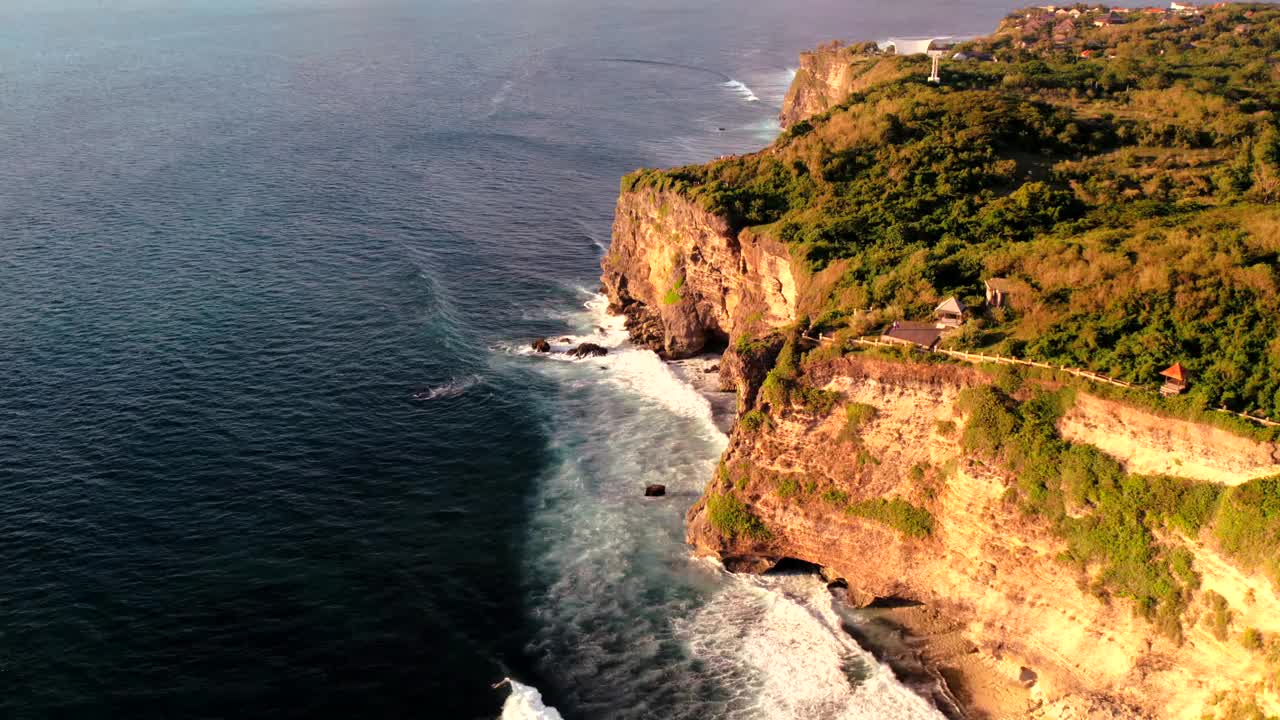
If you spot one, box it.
[843,402,878,434]
[956,384,1274,639]
[758,335,841,413]
[821,488,850,507]
[1243,627,1265,652]
[662,276,685,305]
[1207,590,1234,642]
[816,485,934,538]
[625,3,1280,419]
[846,497,935,538]
[775,475,802,499]
[774,474,816,500]
[1213,476,1280,588]
[740,409,771,433]
[707,493,771,541]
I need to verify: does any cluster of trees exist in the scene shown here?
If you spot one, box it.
[625,2,1280,417]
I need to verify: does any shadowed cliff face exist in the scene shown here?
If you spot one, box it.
[601,188,796,359]
[683,355,1280,720]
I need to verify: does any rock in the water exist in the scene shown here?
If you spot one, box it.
[644,484,666,497]
[558,337,571,343]
[531,338,551,353]
[566,342,608,358]
[704,364,720,373]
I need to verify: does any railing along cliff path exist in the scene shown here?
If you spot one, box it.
[797,334,1280,429]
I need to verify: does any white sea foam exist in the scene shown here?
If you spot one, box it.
[506,291,941,718]
[489,79,516,115]
[497,679,564,720]
[515,292,723,434]
[676,566,944,720]
[723,79,760,102]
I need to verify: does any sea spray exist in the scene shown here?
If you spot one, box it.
[497,679,565,720]
[507,291,943,718]
[676,566,945,720]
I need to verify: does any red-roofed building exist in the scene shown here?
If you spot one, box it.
[1160,363,1190,395]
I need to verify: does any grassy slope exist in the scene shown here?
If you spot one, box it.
[625,3,1280,419]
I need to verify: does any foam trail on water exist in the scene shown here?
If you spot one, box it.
[413,374,483,401]
[723,79,760,102]
[497,679,564,720]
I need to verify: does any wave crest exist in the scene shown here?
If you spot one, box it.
[496,679,564,720]
[723,79,760,102]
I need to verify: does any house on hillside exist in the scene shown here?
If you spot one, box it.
[934,297,967,328]
[1159,363,1190,395]
[882,321,943,350]
[984,278,1019,308]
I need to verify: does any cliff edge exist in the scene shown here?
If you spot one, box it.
[601,187,796,359]
[603,6,1280,718]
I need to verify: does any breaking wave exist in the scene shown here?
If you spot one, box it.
[676,566,944,720]
[496,679,564,720]
[510,292,720,430]
[723,79,760,102]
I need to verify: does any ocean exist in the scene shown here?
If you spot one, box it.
[0,1,1015,718]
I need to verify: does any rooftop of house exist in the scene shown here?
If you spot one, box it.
[1161,362,1189,382]
[883,321,944,347]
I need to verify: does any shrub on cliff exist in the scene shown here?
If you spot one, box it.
[740,409,771,433]
[844,402,878,432]
[707,493,771,541]
[846,498,934,539]
[1213,476,1280,589]
[957,386,1019,456]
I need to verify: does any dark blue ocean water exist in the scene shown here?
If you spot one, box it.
[0,2,1014,718]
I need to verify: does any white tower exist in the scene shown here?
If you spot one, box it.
[927,50,944,83]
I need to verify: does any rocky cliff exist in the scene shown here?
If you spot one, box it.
[603,26,1280,720]
[601,187,796,359]
[778,47,903,128]
[682,355,1280,720]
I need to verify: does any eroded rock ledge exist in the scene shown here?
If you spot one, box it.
[600,187,796,359]
[683,355,1280,720]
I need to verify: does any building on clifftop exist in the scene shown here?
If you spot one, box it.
[882,321,943,350]
[1160,363,1190,395]
[934,297,966,328]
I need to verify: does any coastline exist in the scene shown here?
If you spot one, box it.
[668,349,987,718]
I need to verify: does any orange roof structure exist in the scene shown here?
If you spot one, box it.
[1160,363,1188,382]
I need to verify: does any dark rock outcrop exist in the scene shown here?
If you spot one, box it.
[644,484,666,497]
[531,338,551,353]
[566,343,608,358]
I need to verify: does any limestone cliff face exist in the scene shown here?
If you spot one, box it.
[1058,393,1280,485]
[601,187,796,359]
[779,49,903,128]
[685,356,1280,720]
